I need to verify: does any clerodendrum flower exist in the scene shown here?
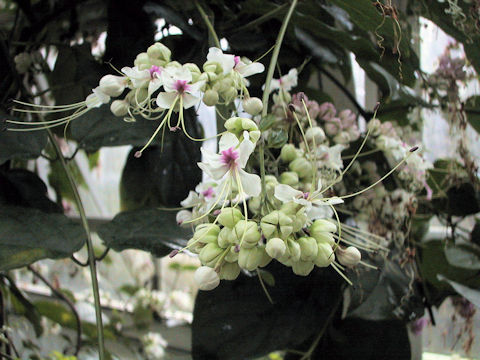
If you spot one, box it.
[274,179,343,221]
[270,68,298,93]
[198,132,261,199]
[122,64,163,97]
[176,182,219,226]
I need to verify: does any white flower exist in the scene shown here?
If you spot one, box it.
[316,144,346,171]
[274,179,343,221]
[176,182,221,226]
[142,332,168,360]
[207,47,235,74]
[122,64,164,95]
[233,55,265,78]
[85,87,110,109]
[198,132,261,198]
[156,66,204,109]
[270,68,298,92]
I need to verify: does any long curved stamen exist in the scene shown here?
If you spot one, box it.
[7,108,90,131]
[329,202,342,248]
[331,262,352,286]
[12,99,86,108]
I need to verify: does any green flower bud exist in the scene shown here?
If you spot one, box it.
[203,89,219,106]
[336,246,361,267]
[193,223,220,244]
[258,246,272,267]
[99,75,127,97]
[333,131,351,144]
[298,237,318,261]
[194,266,220,291]
[280,144,298,163]
[289,158,313,179]
[265,238,286,259]
[279,171,299,186]
[233,220,261,248]
[287,238,301,262]
[203,60,223,74]
[217,207,244,228]
[224,245,239,263]
[265,175,279,198]
[199,243,223,264]
[223,87,237,104]
[217,227,234,248]
[291,208,307,233]
[219,262,241,280]
[224,117,261,143]
[238,246,263,271]
[260,210,293,239]
[305,126,326,144]
[147,43,171,63]
[314,242,335,267]
[184,63,201,82]
[110,100,129,117]
[186,237,203,254]
[312,232,335,247]
[248,196,261,214]
[280,202,303,216]
[292,260,315,276]
[242,97,263,116]
[310,219,337,234]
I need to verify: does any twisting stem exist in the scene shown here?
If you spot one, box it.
[28,265,82,356]
[46,130,105,360]
[259,0,298,209]
[195,0,221,48]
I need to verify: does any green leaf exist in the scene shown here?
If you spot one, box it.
[0,111,48,165]
[97,208,191,257]
[0,205,85,271]
[266,129,288,148]
[120,112,202,210]
[192,262,342,359]
[445,243,480,270]
[437,275,480,308]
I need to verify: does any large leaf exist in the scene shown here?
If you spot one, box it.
[120,109,202,210]
[0,111,48,165]
[0,205,85,271]
[445,242,480,270]
[192,262,343,359]
[97,208,191,257]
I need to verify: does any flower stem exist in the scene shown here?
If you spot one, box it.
[259,0,298,208]
[195,0,221,48]
[47,130,105,360]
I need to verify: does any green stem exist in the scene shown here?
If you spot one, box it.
[47,130,105,360]
[195,0,221,48]
[230,2,290,34]
[259,0,298,208]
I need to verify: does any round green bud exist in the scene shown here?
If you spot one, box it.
[217,227,234,249]
[224,117,261,143]
[292,260,315,276]
[287,238,301,262]
[280,202,303,216]
[203,61,223,74]
[223,87,237,104]
[110,100,129,117]
[217,207,244,228]
[199,243,223,265]
[258,246,272,267]
[242,97,263,116]
[248,196,261,214]
[312,232,335,247]
[333,131,351,144]
[310,219,337,234]
[234,220,261,248]
[289,158,313,179]
[260,211,293,239]
[99,75,126,97]
[147,43,171,63]
[291,208,308,233]
[186,237,203,254]
[336,246,361,267]
[219,262,241,280]
[224,245,239,263]
[203,89,219,106]
[265,237,286,259]
[238,246,263,271]
[194,266,220,291]
[298,237,318,262]
[134,52,150,69]
[193,224,220,244]
[280,144,298,163]
[314,242,335,267]
[279,172,299,186]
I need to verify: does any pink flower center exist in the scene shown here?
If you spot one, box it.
[149,65,162,79]
[234,56,241,67]
[302,192,309,199]
[174,79,191,94]
[202,187,215,199]
[220,147,239,169]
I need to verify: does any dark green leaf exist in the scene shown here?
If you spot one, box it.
[192,262,342,359]
[437,275,480,308]
[259,114,276,132]
[446,182,480,216]
[266,129,288,148]
[0,205,85,271]
[0,111,48,165]
[97,208,191,257]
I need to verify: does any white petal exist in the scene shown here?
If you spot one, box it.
[176,210,192,226]
[180,191,200,207]
[320,196,344,205]
[156,92,178,109]
[148,79,162,96]
[237,138,255,169]
[218,132,239,152]
[274,184,303,203]
[198,154,228,180]
[307,205,333,221]
[85,93,102,108]
[237,62,265,77]
[182,93,200,109]
[238,169,261,197]
[207,47,234,74]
